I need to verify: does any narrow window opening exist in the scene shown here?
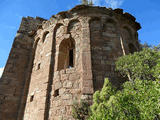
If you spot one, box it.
[57,39,75,71]
[68,49,74,68]
[54,89,59,97]
[42,31,49,43]
[30,95,34,102]
[37,63,41,70]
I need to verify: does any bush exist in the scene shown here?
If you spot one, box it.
[89,48,160,120]
[88,78,160,120]
[72,99,90,120]
[72,48,160,120]
[116,48,160,81]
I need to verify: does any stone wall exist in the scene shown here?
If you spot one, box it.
[0,17,45,120]
[23,26,53,120]
[48,19,83,120]
[90,16,139,91]
[0,5,141,120]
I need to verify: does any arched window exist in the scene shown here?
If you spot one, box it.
[57,38,75,71]
[103,19,116,33]
[89,17,101,32]
[128,43,136,54]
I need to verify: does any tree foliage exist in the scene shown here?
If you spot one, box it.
[72,100,90,120]
[116,48,160,81]
[89,78,160,120]
[88,48,160,120]
[72,48,160,120]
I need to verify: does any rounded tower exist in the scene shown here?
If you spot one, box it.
[23,5,141,120]
[0,5,141,120]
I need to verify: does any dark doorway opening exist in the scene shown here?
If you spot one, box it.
[69,49,74,68]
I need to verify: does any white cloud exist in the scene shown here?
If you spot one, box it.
[84,0,124,9]
[105,0,124,9]
[92,0,101,6]
[0,67,4,78]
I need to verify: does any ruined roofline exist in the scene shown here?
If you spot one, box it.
[0,4,142,120]
[49,5,141,30]
[18,5,141,34]
[17,16,47,35]
[21,16,47,22]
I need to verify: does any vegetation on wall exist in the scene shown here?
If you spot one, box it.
[89,78,159,120]
[72,47,160,120]
[72,100,90,120]
[80,0,93,6]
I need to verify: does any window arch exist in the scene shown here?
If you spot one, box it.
[67,19,80,34]
[89,17,101,32]
[103,19,117,33]
[57,38,75,71]
[128,43,137,54]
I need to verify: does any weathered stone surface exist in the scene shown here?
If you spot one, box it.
[0,5,140,120]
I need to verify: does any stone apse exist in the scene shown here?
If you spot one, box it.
[0,5,141,120]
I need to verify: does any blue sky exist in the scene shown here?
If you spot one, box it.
[0,0,160,76]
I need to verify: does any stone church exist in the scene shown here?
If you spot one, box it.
[0,5,141,120]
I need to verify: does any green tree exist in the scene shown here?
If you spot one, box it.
[72,100,90,120]
[88,48,160,120]
[116,48,160,81]
[89,78,160,120]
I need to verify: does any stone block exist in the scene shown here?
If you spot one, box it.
[62,93,72,100]
[63,81,72,88]
[61,74,69,80]
[82,87,94,94]
[73,82,80,89]
[0,5,140,120]
[54,81,62,90]
[82,79,93,88]
[59,88,66,95]
[69,74,80,81]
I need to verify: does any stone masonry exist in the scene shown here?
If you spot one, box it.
[0,5,141,120]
